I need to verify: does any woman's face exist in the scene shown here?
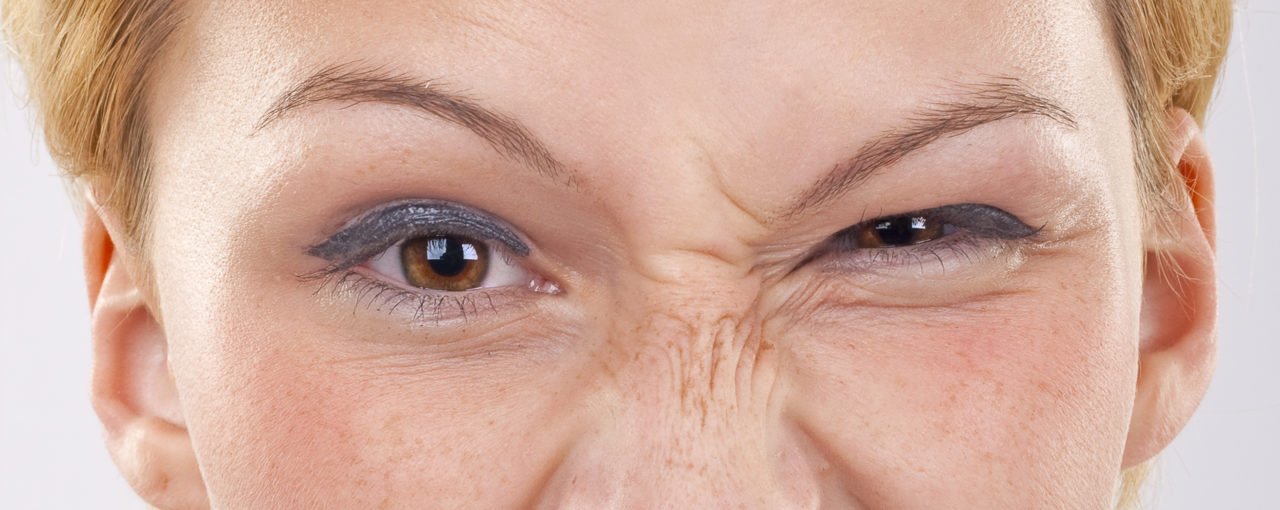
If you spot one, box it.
[138,0,1151,507]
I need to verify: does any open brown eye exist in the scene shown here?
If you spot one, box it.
[857,216,951,248]
[400,236,490,291]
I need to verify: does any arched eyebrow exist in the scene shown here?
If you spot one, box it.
[782,77,1078,219]
[255,63,573,186]
[258,67,1074,219]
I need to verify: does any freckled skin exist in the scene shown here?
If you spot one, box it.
[142,0,1147,508]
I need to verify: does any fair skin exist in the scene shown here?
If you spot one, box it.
[83,1,1217,508]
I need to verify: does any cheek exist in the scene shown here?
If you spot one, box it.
[785,280,1139,506]
[166,293,584,509]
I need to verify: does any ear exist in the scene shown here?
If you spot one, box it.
[1122,107,1218,468]
[84,195,209,509]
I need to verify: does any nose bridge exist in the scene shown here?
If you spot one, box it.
[541,276,818,508]
[632,306,781,488]
[537,283,823,508]
[627,300,774,426]
[548,127,814,503]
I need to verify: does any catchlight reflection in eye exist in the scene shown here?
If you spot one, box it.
[858,215,958,248]
[401,235,490,291]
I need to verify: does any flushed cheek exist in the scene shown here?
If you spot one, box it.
[784,297,1137,507]
[176,321,583,509]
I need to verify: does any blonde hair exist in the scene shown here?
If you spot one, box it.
[1103,2,1233,505]
[1,0,1233,507]
[2,0,178,261]
[1107,0,1234,236]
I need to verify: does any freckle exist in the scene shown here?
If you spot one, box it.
[932,418,952,438]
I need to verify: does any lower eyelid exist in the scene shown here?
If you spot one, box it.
[823,234,1008,274]
[317,269,531,324]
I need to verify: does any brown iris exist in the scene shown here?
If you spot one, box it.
[857,216,948,248]
[400,235,489,291]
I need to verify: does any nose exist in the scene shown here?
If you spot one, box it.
[535,286,822,509]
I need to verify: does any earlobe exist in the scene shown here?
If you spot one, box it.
[1122,107,1218,468]
[84,196,209,509]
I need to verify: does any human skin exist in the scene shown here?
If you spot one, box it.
[83,0,1219,508]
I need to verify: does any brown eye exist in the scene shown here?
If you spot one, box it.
[856,216,953,248]
[400,236,490,291]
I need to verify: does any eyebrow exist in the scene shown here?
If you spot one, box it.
[256,63,571,185]
[782,77,1077,219]
[260,68,1073,220]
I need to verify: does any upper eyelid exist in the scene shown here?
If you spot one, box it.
[305,200,530,272]
[839,203,1038,243]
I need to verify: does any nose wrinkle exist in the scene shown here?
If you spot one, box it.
[649,310,779,428]
[540,298,816,508]
[646,310,790,496]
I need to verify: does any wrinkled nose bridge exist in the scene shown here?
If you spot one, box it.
[537,303,813,508]
[621,308,778,420]
[590,291,791,479]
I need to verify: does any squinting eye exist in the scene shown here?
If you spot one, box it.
[854,215,959,248]
[832,203,1036,255]
[366,235,534,292]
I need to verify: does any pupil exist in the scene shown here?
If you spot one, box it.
[425,237,474,277]
[874,218,920,246]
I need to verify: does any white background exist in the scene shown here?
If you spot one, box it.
[2,4,1276,509]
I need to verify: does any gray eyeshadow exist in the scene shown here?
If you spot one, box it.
[307,200,530,270]
[831,203,1037,252]
[937,203,1039,239]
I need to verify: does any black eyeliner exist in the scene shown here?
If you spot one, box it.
[925,203,1038,239]
[306,200,530,271]
[848,203,1035,240]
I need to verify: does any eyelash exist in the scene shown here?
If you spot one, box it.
[817,204,1038,273]
[309,269,523,325]
[306,202,1033,322]
[830,231,994,274]
[302,200,549,324]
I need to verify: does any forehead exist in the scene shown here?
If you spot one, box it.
[151,0,1126,217]
[168,0,1117,121]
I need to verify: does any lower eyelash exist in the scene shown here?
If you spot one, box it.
[834,233,999,274]
[309,270,505,324]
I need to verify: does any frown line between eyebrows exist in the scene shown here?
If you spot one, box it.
[783,76,1079,220]
[257,66,1076,226]
[254,62,576,188]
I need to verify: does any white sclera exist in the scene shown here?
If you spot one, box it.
[366,238,533,290]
